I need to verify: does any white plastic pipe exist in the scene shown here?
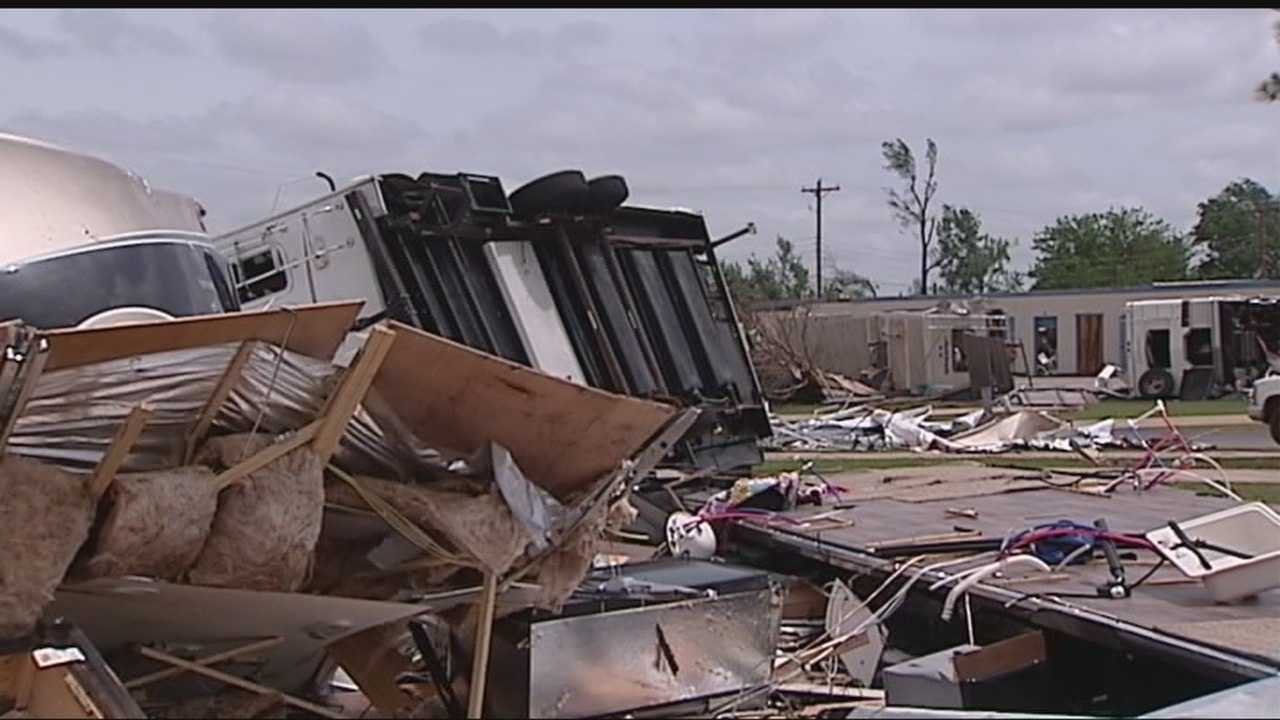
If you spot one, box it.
[940,555,1053,621]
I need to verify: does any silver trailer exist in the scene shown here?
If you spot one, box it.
[0,133,237,329]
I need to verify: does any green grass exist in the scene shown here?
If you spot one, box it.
[1070,398,1246,421]
[776,398,1247,421]
[1174,482,1280,504]
[754,454,1280,477]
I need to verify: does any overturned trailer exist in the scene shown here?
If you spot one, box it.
[214,170,770,472]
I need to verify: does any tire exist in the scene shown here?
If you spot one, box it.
[1269,403,1280,446]
[586,175,629,212]
[1138,368,1175,399]
[508,170,589,218]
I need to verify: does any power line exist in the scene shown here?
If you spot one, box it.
[801,178,840,296]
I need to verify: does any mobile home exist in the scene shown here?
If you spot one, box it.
[756,280,1280,396]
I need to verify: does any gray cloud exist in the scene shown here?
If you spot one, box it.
[55,10,186,56]
[0,24,64,59]
[418,15,610,56]
[4,8,1278,291]
[207,11,384,83]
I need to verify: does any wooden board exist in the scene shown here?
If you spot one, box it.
[372,321,678,499]
[40,301,362,371]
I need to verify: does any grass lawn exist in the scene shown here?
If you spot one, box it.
[1070,398,1246,421]
[774,397,1247,421]
[753,454,1280,477]
[754,456,1280,507]
[1175,482,1280,504]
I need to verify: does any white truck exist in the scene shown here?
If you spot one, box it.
[1247,374,1280,444]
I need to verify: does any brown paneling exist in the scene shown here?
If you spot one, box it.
[372,322,678,499]
[1076,313,1104,375]
[41,301,363,370]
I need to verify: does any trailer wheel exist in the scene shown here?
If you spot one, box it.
[1138,368,1175,399]
[586,175,629,213]
[508,170,589,218]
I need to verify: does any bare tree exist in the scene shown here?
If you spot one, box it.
[882,138,941,295]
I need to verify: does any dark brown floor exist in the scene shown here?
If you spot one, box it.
[764,482,1280,663]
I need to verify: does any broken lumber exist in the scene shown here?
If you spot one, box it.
[184,340,257,464]
[124,636,282,689]
[134,645,343,720]
[311,326,395,463]
[0,341,48,454]
[90,406,152,499]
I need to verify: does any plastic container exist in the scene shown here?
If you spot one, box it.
[1146,502,1280,603]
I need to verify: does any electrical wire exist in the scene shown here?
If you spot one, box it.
[1002,558,1168,609]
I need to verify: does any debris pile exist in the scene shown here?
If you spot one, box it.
[0,304,692,719]
[766,398,1214,456]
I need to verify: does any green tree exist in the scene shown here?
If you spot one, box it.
[1191,178,1280,279]
[933,205,1024,294]
[1029,208,1190,290]
[881,137,940,296]
[721,235,812,303]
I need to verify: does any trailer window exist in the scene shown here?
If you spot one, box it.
[950,328,968,372]
[1146,329,1172,369]
[1185,327,1214,367]
[231,249,287,302]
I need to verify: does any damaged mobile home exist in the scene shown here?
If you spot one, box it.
[213,170,770,472]
[5,133,1280,719]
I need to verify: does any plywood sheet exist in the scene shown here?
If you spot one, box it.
[373,322,678,498]
[1159,618,1280,663]
[40,301,363,370]
[49,577,429,692]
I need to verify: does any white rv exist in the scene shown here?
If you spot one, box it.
[0,133,237,329]
[1124,296,1280,399]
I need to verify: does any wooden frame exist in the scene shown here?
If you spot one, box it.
[206,326,396,490]
[125,636,282,689]
[90,406,152,498]
[184,340,258,464]
[0,341,48,454]
[135,645,342,719]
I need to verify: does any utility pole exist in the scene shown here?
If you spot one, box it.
[801,178,840,297]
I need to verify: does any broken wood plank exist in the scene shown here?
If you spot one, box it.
[212,420,321,490]
[42,301,362,371]
[992,573,1072,586]
[0,343,48,455]
[124,636,282,689]
[12,653,35,710]
[90,406,153,498]
[867,529,984,550]
[134,645,342,720]
[311,326,396,464]
[467,572,499,719]
[184,340,257,464]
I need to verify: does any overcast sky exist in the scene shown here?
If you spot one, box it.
[3,9,1278,294]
